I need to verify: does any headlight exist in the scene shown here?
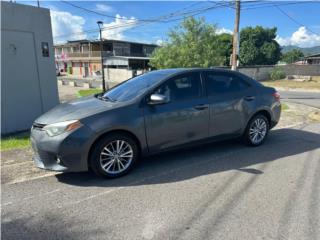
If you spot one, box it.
[43,120,82,137]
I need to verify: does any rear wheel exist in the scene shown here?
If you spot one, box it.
[244,114,269,146]
[89,133,139,178]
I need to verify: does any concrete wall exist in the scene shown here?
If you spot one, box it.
[1,2,59,134]
[237,66,274,81]
[103,65,320,84]
[280,64,320,76]
[104,68,134,83]
[236,65,320,81]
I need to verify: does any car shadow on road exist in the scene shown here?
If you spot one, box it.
[56,127,320,187]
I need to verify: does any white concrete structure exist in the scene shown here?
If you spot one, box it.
[104,68,134,83]
[1,2,59,134]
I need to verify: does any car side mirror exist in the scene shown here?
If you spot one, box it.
[148,94,169,105]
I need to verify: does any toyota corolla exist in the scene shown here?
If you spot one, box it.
[31,68,281,178]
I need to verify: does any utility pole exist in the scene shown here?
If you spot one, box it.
[231,0,240,71]
[97,21,106,92]
[37,0,40,7]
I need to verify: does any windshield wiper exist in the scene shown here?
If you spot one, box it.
[97,94,115,102]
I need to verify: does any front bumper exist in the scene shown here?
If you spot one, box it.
[31,124,95,172]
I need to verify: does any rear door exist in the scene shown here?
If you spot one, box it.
[203,71,255,137]
[144,72,209,152]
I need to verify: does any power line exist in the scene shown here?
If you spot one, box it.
[54,21,141,39]
[55,0,319,41]
[242,0,319,10]
[273,4,320,35]
[55,1,218,38]
[61,0,153,22]
[55,1,234,39]
[60,0,221,23]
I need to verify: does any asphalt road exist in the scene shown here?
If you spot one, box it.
[2,123,320,240]
[280,91,320,109]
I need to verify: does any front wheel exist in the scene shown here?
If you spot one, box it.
[244,114,269,146]
[89,133,139,178]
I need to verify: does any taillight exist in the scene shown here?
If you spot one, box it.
[272,91,280,101]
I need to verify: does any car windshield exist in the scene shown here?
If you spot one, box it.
[101,71,167,102]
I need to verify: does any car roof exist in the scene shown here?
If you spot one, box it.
[148,68,260,86]
[151,68,235,75]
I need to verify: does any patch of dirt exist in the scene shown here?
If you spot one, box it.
[58,85,88,102]
[308,111,320,122]
[275,102,320,129]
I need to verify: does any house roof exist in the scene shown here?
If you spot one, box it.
[304,53,320,59]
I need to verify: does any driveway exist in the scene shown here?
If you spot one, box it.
[58,85,88,103]
[2,122,320,240]
[281,91,320,109]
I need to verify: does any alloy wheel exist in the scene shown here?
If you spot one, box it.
[99,140,133,174]
[249,118,267,145]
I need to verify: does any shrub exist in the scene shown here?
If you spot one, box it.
[270,67,286,80]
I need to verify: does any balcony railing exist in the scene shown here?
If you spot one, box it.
[55,51,153,60]
[65,51,113,58]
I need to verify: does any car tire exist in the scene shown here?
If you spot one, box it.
[244,114,269,146]
[89,133,139,178]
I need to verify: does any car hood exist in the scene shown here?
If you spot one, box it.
[35,96,117,125]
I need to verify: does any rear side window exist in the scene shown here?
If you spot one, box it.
[203,72,249,96]
[154,72,201,102]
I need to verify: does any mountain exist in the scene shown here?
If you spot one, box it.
[281,45,320,56]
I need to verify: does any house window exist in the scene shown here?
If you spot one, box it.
[73,46,80,53]
[82,45,89,52]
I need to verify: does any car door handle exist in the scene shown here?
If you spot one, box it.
[193,104,209,110]
[244,96,255,101]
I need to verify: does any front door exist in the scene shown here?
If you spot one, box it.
[202,71,254,137]
[84,63,89,77]
[144,72,209,153]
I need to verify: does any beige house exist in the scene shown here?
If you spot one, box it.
[55,39,158,78]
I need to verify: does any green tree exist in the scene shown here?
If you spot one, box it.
[217,33,233,66]
[239,26,281,65]
[281,49,304,64]
[150,17,230,69]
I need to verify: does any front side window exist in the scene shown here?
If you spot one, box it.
[204,72,249,96]
[154,73,201,102]
[102,71,167,102]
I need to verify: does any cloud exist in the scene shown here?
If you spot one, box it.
[276,26,320,47]
[216,27,233,35]
[156,39,164,46]
[100,14,138,40]
[95,3,113,12]
[50,10,87,43]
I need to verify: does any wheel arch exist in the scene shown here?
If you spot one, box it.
[87,129,142,169]
[243,109,272,134]
[251,110,271,125]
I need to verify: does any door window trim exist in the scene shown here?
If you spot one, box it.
[201,70,251,97]
[148,71,204,104]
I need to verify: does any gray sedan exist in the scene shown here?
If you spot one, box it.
[31,68,281,178]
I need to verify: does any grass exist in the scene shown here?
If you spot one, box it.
[281,103,289,111]
[77,89,102,98]
[0,133,31,151]
[262,76,320,90]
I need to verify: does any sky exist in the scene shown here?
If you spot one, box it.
[17,0,320,47]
